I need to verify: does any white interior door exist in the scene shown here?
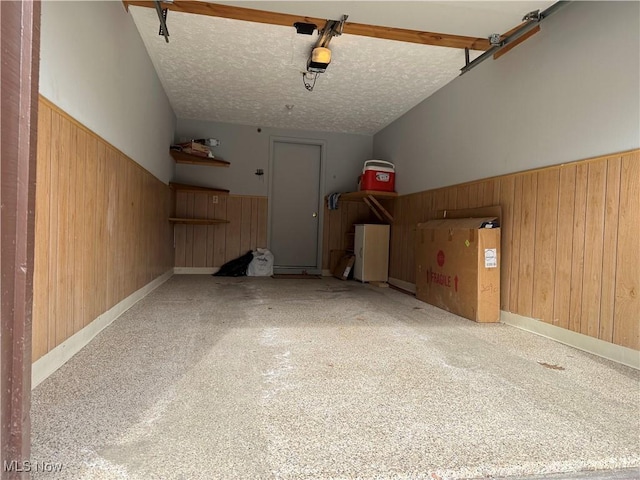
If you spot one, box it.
[270,141,322,271]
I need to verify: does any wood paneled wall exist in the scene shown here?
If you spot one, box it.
[174,193,268,267]
[32,97,174,362]
[389,150,639,350]
[177,193,372,270]
[322,200,378,270]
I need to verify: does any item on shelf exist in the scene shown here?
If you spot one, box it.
[193,138,221,147]
[327,192,341,210]
[358,160,395,192]
[175,141,215,158]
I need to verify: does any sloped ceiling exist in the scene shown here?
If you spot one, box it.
[129,2,554,135]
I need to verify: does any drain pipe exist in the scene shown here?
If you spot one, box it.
[460,1,570,75]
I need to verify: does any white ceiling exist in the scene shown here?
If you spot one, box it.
[130,2,554,135]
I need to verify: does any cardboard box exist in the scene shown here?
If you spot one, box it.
[415,216,500,322]
[178,141,213,158]
[179,141,209,153]
[333,254,355,280]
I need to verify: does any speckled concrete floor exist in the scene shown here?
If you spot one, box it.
[31,276,639,480]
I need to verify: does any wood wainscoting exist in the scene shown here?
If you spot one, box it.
[322,200,378,271]
[173,193,268,268]
[32,97,174,362]
[389,149,639,350]
[176,193,377,271]
[176,193,375,271]
[175,193,375,271]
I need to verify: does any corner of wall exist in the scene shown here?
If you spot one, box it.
[32,270,173,389]
[39,0,176,184]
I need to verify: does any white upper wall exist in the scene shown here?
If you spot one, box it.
[175,119,373,196]
[39,1,176,184]
[373,1,640,194]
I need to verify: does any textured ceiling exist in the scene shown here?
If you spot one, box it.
[130,2,553,135]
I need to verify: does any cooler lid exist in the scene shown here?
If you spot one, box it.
[363,166,395,173]
[362,160,395,173]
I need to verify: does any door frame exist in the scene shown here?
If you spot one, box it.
[267,136,326,273]
[1,0,40,470]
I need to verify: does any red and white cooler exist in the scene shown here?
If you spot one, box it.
[358,160,396,192]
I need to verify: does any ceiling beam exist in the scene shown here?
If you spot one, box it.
[122,0,491,51]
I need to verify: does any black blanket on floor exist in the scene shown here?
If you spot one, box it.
[212,250,254,277]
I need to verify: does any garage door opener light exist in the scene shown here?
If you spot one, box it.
[302,15,348,92]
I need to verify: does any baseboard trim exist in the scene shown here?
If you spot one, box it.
[31,269,174,388]
[174,267,219,274]
[388,277,416,294]
[501,311,639,370]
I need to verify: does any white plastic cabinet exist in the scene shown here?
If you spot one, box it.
[354,224,390,282]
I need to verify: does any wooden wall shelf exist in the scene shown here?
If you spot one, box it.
[339,191,397,223]
[169,149,230,227]
[340,190,398,201]
[169,218,230,225]
[170,150,230,167]
[169,182,229,195]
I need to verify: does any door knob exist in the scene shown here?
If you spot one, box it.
[312,212,318,217]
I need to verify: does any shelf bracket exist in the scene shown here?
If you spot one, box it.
[363,197,385,222]
[367,195,394,223]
